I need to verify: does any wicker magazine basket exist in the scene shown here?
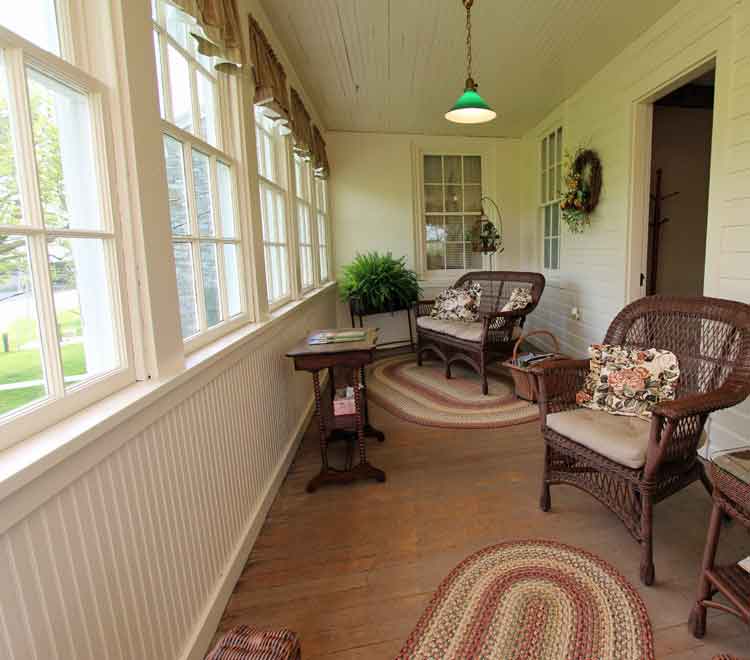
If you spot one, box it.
[504,330,565,402]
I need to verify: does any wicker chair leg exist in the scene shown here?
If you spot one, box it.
[687,604,706,639]
[445,361,452,379]
[481,363,488,396]
[416,343,423,366]
[640,495,655,586]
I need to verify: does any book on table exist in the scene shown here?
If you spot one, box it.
[308,329,368,345]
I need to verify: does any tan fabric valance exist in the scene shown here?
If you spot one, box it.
[171,0,244,72]
[290,88,313,158]
[312,126,329,179]
[248,13,290,126]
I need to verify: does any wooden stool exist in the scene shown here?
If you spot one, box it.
[206,626,301,660]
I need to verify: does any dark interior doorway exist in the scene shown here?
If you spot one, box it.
[647,69,715,296]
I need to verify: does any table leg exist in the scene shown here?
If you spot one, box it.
[352,367,386,483]
[307,370,330,493]
[689,500,723,638]
[360,365,385,442]
[307,366,385,492]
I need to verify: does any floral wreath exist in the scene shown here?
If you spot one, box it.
[560,148,602,233]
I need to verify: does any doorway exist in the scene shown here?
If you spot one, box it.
[645,69,715,296]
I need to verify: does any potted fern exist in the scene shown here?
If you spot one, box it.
[339,252,421,317]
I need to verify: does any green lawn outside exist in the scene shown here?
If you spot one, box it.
[0,343,87,416]
[2,309,82,351]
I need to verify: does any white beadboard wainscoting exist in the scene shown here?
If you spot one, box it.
[0,287,336,660]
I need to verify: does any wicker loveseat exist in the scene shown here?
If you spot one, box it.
[414,271,545,394]
[534,295,750,585]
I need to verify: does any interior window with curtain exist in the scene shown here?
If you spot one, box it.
[153,0,245,341]
[0,3,132,445]
[423,154,483,272]
[256,107,291,306]
[540,127,563,272]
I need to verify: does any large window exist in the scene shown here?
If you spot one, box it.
[153,0,245,341]
[294,155,314,291]
[0,9,130,440]
[541,127,563,272]
[256,107,290,306]
[315,178,330,283]
[423,155,483,272]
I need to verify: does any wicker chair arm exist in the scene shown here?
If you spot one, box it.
[414,300,435,317]
[651,385,749,421]
[531,359,590,417]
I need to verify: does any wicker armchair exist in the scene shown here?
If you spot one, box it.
[534,296,750,585]
[414,271,545,394]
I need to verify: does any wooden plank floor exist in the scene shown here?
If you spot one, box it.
[216,401,750,659]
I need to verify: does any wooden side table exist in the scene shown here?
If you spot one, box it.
[689,452,750,638]
[287,328,386,493]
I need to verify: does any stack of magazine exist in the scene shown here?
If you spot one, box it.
[308,330,367,345]
[513,352,557,369]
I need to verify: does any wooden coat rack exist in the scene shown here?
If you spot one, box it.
[647,168,679,295]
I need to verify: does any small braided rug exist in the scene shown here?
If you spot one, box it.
[397,540,654,660]
[367,354,538,429]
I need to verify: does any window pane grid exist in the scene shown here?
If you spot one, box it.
[164,132,244,338]
[314,178,329,283]
[256,108,291,304]
[0,35,127,423]
[294,155,316,291]
[423,154,481,272]
[153,1,220,149]
[540,128,563,272]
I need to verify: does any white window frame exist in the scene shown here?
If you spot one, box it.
[152,0,220,146]
[0,23,134,448]
[411,141,496,284]
[255,108,292,309]
[294,154,315,293]
[419,154,484,278]
[540,126,563,276]
[314,177,330,284]
[153,0,249,351]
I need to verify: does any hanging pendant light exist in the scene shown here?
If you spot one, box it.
[445,0,496,124]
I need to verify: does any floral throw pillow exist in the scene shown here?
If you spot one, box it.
[501,287,533,313]
[430,281,482,322]
[576,344,680,420]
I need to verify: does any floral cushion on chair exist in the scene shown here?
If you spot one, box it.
[430,281,482,322]
[576,344,680,420]
[492,287,533,328]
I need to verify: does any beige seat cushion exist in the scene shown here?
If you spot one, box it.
[417,316,522,342]
[545,408,651,469]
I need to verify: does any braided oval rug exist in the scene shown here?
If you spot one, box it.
[367,355,538,429]
[396,540,654,660]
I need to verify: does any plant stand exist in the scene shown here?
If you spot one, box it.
[349,300,415,351]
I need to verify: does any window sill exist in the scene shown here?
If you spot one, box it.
[0,282,337,505]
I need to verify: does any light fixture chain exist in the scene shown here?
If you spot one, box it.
[465,1,472,81]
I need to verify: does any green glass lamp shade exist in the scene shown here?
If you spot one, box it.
[445,88,496,124]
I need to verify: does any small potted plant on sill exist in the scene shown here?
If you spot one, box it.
[339,252,421,318]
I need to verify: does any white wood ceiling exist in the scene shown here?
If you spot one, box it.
[259,0,682,137]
